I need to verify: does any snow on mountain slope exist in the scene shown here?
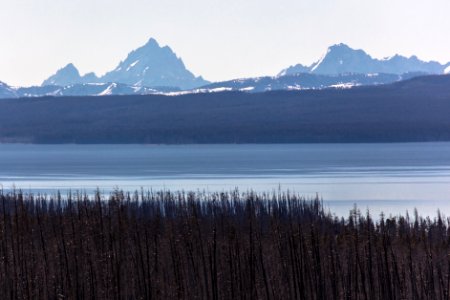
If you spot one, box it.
[445,65,450,74]
[102,38,208,90]
[280,44,449,76]
[198,72,422,93]
[42,38,209,90]
[0,82,163,98]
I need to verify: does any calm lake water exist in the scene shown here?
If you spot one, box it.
[1,143,450,217]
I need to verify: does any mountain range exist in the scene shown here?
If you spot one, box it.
[17,83,166,97]
[279,43,450,76]
[197,72,427,93]
[0,72,427,98]
[42,38,209,90]
[1,40,449,99]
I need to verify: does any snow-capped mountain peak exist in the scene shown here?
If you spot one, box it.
[42,38,209,90]
[309,44,375,74]
[279,43,449,76]
[102,38,208,90]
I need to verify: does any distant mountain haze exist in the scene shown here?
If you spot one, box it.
[42,38,209,90]
[0,39,448,98]
[102,38,208,89]
[42,39,449,91]
[279,43,450,76]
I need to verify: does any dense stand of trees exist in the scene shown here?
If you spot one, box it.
[1,189,450,299]
[1,75,450,144]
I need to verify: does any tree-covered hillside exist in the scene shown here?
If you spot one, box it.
[0,75,449,144]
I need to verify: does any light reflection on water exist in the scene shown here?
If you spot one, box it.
[1,142,450,217]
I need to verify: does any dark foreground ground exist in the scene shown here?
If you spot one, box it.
[0,75,450,143]
[0,189,449,299]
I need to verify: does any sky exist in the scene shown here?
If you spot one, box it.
[0,0,449,86]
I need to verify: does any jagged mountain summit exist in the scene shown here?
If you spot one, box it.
[102,38,208,89]
[42,38,209,90]
[280,43,450,76]
[42,63,99,86]
[5,41,448,98]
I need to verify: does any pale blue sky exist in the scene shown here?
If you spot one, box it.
[1,0,449,86]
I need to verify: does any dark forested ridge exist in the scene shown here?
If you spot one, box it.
[1,190,450,299]
[1,75,450,143]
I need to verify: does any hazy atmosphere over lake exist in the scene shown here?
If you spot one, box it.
[2,143,450,217]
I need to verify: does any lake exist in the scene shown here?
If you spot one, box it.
[1,143,450,217]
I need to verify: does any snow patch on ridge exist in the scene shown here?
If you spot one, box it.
[445,65,450,74]
[329,82,359,89]
[239,87,255,91]
[310,48,330,72]
[287,85,303,90]
[126,60,140,71]
[99,83,117,96]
